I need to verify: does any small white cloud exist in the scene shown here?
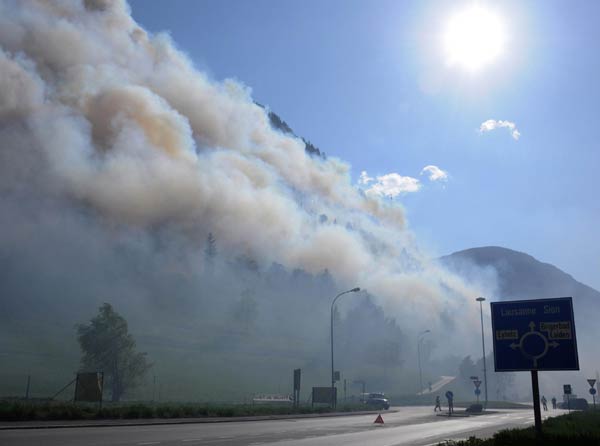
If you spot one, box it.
[479,119,520,140]
[421,165,448,182]
[364,172,421,198]
[358,170,374,185]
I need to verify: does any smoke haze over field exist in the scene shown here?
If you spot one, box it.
[0,0,498,399]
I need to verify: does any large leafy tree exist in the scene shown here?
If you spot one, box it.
[77,303,151,402]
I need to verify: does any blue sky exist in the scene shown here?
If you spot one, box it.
[129,0,600,289]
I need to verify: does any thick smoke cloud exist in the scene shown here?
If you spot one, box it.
[0,0,490,395]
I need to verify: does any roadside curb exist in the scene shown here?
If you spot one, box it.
[436,412,471,418]
[0,409,396,430]
[435,410,500,418]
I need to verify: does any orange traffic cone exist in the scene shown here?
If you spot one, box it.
[374,414,384,424]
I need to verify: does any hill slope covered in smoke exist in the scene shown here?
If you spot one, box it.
[0,0,487,400]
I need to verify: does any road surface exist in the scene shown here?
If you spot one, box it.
[0,406,564,446]
[417,376,456,395]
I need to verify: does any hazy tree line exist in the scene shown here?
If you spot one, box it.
[0,222,419,401]
[2,222,497,401]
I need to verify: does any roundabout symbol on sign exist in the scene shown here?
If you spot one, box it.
[509,321,559,368]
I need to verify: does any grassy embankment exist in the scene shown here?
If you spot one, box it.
[0,400,371,421]
[389,394,529,410]
[440,410,600,445]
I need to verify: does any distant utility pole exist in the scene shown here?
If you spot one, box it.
[152,375,156,402]
[417,330,430,394]
[330,287,360,408]
[25,375,31,400]
[476,297,488,409]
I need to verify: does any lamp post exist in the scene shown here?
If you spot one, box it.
[417,330,430,394]
[331,287,360,408]
[476,297,488,409]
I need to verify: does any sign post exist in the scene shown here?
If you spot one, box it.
[473,379,482,403]
[353,380,366,401]
[293,369,301,408]
[74,372,104,408]
[312,387,336,407]
[563,384,572,413]
[491,297,579,438]
[588,379,596,409]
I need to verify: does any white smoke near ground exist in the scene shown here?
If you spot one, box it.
[0,0,488,357]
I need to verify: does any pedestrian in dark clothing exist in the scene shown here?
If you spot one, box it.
[541,395,548,411]
[445,390,454,415]
[551,397,557,409]
[434,395,442,412]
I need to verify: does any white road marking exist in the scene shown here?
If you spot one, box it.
[137,443,160,445]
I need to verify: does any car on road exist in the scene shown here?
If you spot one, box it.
[365,392,390,410]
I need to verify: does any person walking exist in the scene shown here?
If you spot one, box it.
[434,395,442,412]
[445,390,454,415]
[551,397,557,409]
[541,395,548,411]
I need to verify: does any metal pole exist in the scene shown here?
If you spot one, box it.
[417,339,423,395]
[331,300,335,408]
[417,330,430,395]
[331,288,360,408]
[25,375,31,400]
[152,375,156,402]
[477,297,488,409]
[531,370,543,438]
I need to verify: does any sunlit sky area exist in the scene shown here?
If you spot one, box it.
[130,0,600,290]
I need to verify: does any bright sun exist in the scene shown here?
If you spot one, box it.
[443,5,506,72]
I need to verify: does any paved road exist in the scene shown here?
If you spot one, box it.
[0,406,565,446]
[417,376,456,395]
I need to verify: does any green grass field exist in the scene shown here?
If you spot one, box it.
[0,400,373,421]
[441,410,600,446]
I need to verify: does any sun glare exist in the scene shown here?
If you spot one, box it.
[443,5,506,72]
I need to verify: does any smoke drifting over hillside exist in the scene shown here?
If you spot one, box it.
[0,0,489,395]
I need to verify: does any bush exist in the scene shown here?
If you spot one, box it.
[466,404,483,413]
[0,400,373,421]
[443,411,600,446]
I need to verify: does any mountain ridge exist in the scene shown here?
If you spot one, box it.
[440,246,600,331]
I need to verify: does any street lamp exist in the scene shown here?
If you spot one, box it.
[417,330,431,394]
[476,297,488,409]
[331,287,360,408]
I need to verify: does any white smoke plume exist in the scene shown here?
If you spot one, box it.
[0,0,487,347]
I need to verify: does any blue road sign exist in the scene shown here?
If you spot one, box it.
[591,388,597,396]
[474,388,481,396]
[491,297,579,372]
